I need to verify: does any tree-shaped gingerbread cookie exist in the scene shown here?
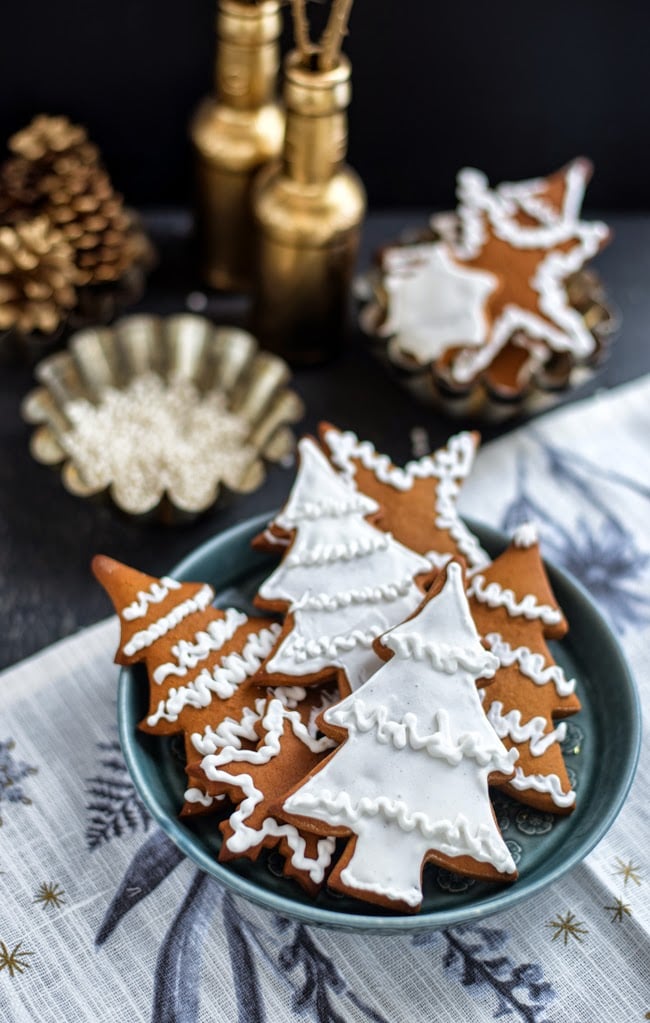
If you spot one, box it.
[278,561,518,913]
[467,523,580,814]
[253,436,433,696]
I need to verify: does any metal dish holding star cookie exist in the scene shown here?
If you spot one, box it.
[359,159,616,421]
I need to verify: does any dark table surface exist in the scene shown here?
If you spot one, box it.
[2,210,649,671]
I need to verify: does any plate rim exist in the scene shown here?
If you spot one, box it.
[117,511,642,933]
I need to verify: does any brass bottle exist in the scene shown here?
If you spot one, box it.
[251,52,367,363]
[190,0,285,292]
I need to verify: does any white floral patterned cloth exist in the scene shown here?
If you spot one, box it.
[1,378,650,1022]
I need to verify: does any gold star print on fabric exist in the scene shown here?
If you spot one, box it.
[546,911,588,945]
[604,898,632,923]
[33,881,65,910]
[613,858,642,886]
[0,940,34,978]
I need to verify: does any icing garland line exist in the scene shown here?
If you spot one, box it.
[147,623,281,726]
[509,767,576,808]
[467,575,563,625]
[276,494,377,527]
[122,576,181,620]
[486,701,567,758]
[293,577,415,612]
[383,634,499,679]
[447,165,609,383]
[152,608,248,685]
[434,474,490,570]
[122,584,215,657]
[323,428,489,570]
[280,623,385,664]
[284,791,516,876]
[484,633,576,697]
[198,697,336,882]
[192,703,264,756]
[323,428,477,492]
[285,532,391,567]
[324,700,517,771]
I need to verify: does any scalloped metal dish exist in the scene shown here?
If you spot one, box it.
[118,513,641,933]
[21,314,304,523]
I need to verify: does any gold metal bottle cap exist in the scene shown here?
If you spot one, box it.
[218,0,282,47]
[284,51,352,116]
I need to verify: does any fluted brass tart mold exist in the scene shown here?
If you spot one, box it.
[22,313,304,523]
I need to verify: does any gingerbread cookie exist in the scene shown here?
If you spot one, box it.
[467,523,580,813]
[278,562,518,913]
[92,555,281,739]
[254,425,489,574]
[93,555,339,890]
[186,687,338,895]
[379,160,610,396]
[319,423,489,571]
[252,436,433,696]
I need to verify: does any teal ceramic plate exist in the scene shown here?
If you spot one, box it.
[118,513,641,934]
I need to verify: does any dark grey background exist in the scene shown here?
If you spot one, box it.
[0,0,647,208]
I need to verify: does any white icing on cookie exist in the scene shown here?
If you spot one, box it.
[152,608,247,685]
[484,633,576,698]
[122,584,215,657]
[284,531,391,567]
[380,242,498,363]
[468,575,562,625]
[323,428,490,571]
[184,787,219,807]
[192,703,263,756]
[509,767,576,808]
[284,562,517,907]
[147,621,282,726]
[486,701,567,758]
[258,438,432,692]
[198,697,336,883]
[388,162,608,384]
[512,522,538,548]
[293,578,415,611]
[122,576,181,620]
[448,162,610,383]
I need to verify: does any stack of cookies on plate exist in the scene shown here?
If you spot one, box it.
[93,424,580,913]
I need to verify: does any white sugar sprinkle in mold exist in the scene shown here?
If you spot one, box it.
[59,373,256,514]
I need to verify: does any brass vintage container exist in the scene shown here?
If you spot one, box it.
[251,51,366,364]
[190,0,285,292]
[22,314,304,523]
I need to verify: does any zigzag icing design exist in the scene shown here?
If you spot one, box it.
[468,575,563,625]
[509,767,576,808]
[285,532,391,567]
[486,701,567,758]
[192,703,264,756]
[152,608,248,684]
[122,576,181,620]
[324,429,476,490]
[484,633,576,697]
[325,701,517,771]
[285,791,516,876]
[277,494,377,527]
[286,624,385,663]
[197,697,336,882]
[324,428,489,570]
[147,622,282,726]
[293,577,415,612]
[122,584,215,657]
[383,634,499,679]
